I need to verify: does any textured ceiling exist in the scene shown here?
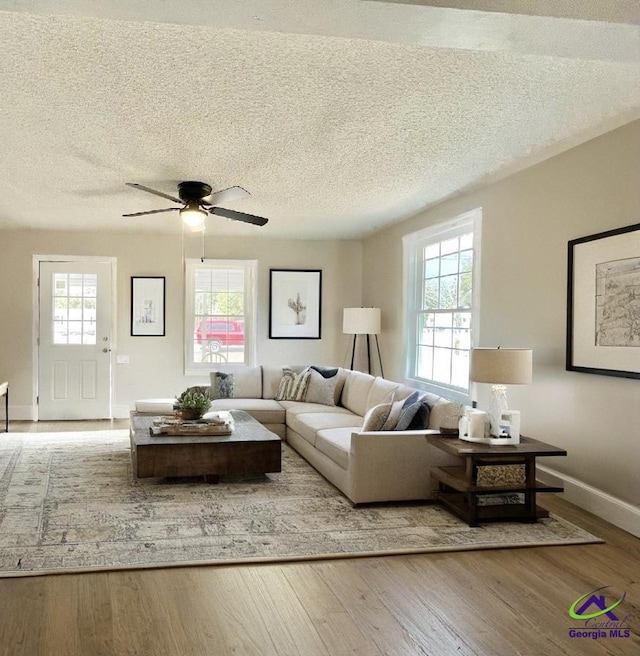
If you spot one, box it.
[0,1,638,239]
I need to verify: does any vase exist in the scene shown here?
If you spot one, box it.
[177,409,201,421]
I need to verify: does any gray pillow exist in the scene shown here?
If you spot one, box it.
[210,372,234,399]
[305,368,337,406]
[395,398,431,431]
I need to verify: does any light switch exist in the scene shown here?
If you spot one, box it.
[116,354,130,364]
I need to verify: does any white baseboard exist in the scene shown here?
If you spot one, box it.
[538,464,640,538]
[7,405,36,421]
[112,404,131,419]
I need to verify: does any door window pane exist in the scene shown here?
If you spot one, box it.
[52,273,97,345]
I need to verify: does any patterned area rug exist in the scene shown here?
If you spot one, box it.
[0,430,600,577]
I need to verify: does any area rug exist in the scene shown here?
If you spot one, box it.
[0,430,600,577]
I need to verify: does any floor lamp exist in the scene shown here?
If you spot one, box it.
[343,308,383,377]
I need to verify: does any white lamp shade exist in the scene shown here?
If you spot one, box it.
[343,307,381,334]
[180,203,207,229]
[471,348,532,385]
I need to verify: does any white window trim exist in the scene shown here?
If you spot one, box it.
[402,209,482,405]
[184,258,258,376]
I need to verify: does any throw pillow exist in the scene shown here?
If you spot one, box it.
[210,372,234,399]
[310,365,340,378]
[381,398,405,430]
[395,399,431,431]
[362,402,393,431]
[305,367,338,406]
[276,367,311,401]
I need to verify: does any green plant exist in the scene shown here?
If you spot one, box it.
[174,389,211,419]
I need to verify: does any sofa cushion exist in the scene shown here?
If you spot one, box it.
[276,368,311,401]
[287,411,362,446]
[278,401,354,417]
[340,371,376,416]
[305,368,337,406]
[315,428,353,470]
[365,377,401,411]
[209,366,262,399]
[262,365,285,399]
[208,398,285,425]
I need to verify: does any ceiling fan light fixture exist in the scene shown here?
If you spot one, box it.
[180,201,207,229]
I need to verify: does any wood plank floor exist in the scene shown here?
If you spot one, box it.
[1,422,638,655]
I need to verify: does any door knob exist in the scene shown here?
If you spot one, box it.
[103,348,111,353]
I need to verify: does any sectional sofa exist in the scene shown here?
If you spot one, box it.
[135,365,461,504]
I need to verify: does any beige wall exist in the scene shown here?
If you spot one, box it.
[363,119,640,512]
[0,231,362,416]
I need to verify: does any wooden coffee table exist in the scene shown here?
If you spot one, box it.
[129,410,281,482]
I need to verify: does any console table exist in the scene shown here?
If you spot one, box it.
[427,435,566,527]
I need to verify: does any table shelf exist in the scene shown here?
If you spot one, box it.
[427,435,566,527]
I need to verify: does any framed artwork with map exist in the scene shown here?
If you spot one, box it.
[269,269,322,339]
[566,222,640,379]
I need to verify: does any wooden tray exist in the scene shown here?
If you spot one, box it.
[150,421,233,436]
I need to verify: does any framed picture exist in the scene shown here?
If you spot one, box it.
[567,222,640,379]
[131,276,166,337]
[269,269,322,339]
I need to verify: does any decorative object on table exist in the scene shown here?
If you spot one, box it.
[439,404,463,435]
[458,408,490,440]
[131,276,166,336]
[567,221,640,380]
[269,269,322,339]
[173,388,211,420]
[467,347,532,444]
[343,307,384,376]
[151,411,234,436]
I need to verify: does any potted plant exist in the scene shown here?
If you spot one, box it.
[174,388,211,421]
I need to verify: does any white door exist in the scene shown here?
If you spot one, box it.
[38,261,113,420]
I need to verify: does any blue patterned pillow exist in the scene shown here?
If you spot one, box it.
[211,372,234,399]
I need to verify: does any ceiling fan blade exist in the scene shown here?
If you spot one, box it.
[208,206,268,226]
[122,207,180,217]
[125,183,182,204]
[203,186,251,207]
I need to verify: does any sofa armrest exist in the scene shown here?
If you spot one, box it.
[346,429,457,504]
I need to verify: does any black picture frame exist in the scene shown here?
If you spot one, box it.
[269,269,322,339]
[131,276,166,337]
[567,222,640,379]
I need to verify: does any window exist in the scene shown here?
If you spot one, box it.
[185,259,257,374]
[403,210,481,403]
[52,272,97,345]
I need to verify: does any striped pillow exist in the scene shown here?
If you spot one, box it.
[276,367,311,401]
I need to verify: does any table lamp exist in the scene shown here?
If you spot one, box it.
[470,347,532,439]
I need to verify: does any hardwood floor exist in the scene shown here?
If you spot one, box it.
[1,422,638,655]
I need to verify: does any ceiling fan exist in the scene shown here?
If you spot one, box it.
[123,181,269,231]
